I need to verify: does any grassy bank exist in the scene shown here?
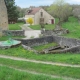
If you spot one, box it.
[9,22,24,30]
[0,58,80,79]
[0,46,80,65]
[62,16,80,39]
[0,66,61,80]
[29,24,55,30]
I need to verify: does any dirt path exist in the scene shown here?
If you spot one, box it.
[20,24,41,39]
[0,64,79,80]
[0,54,80,68]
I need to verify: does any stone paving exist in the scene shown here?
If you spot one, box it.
[21,24,41,39]
[24,30,41,39]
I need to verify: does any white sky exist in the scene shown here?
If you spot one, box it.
[15,0,80,8]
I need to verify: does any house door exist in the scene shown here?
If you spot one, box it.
[51,19,54,24]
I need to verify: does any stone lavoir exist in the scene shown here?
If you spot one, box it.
[19,35,80,54]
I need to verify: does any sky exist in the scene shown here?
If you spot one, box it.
[15,0,80,8]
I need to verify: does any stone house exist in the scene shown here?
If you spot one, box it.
[25,7,55,25]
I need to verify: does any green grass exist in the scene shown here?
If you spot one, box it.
[29,24,55,30]
[68,16,78,22]
[29,25,41,30]
[45,24,55,30]
[9,22,24,30]
[0,58,80,79]
[0,36,25,41]
[62,16,80,39]
[0,46,80,65]
[62,22,80,39]
[33,42,57,51]
[0,66,61,80]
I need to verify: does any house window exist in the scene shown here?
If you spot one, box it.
[40,12,43,17]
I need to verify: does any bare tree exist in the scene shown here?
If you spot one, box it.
[73,8,80,21]
[48,0,72,25]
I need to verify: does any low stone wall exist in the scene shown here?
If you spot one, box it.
[61,45,80,53]
[18,36,53,47]
[3,30,24,36]
[52,35,80,48]
[42,45,80,54]
[42,29,69,36]
[46,35,80,54]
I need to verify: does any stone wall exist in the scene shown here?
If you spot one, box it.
[18,35,80,48]
[18,35,80,53]
[61,45,80,53]
[52,35,80,48]
[19,36,53,47]
[42,30,69,36]
[43,45,80,54]
[0,0,8,36]
[3,30,24,36]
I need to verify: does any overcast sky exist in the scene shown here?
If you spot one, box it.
[15,0,80,8]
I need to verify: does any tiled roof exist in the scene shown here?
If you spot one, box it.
[27,7,41,15]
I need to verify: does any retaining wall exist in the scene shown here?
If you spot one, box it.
[52,36,80,48]
[18,36,53,47]
[42,30,69,36]
[3,30,24,36]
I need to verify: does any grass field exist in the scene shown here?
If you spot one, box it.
[9,22,24,30]
[0,36,24,41]
[0,46,80,65]
[0,66,62,80]
[62,16,80,39]
[0,58,80,79]
[29,24,55,30]
[32,42,57,51]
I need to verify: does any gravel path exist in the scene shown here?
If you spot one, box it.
[20,24,41,39]
[0,55,80,68]
[24,30,41,39]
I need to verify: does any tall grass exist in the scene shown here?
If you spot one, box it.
[0,58,80,79]
[0,66,61,80]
